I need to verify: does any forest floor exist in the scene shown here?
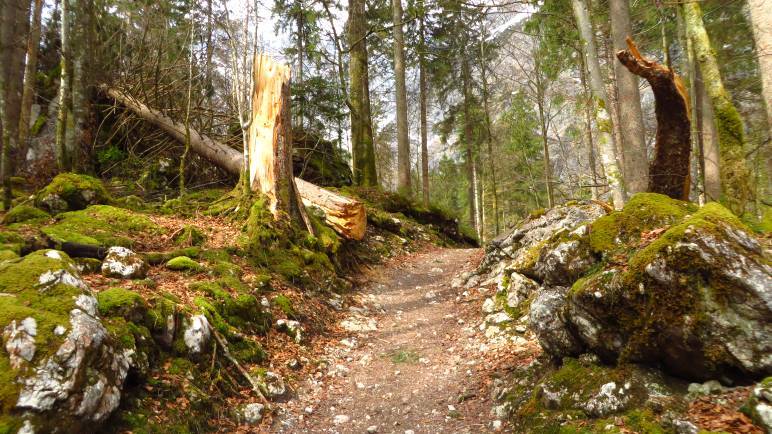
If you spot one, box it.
[272,246,534,434]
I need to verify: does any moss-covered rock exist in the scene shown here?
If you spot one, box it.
[165,256,203,272]
[42,205,160,247]
[35,173,111,214]
[527,196,771,382]
[172,225,206,247]
[0,250,18,262]
[2,205,50,224]
[0,250,137,432]
[97,287,148,322]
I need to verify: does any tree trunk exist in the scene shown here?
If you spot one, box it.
[480,23,499,234]
[579,56,599,200]
[392,0,411,193]
[572,0,626,209]
[55,0,72,172]
[418,6,429,207]
[617,37,691,200]
[683,1,751,214]
[462,56,478,233]
[609,0,648,194]
[1,0,31,209]
[698,69,721,202]
[348,0,377,187]
[534,58,554,208]
[748,0,772,139]
[18,0,43,162]
[296,177,366,240]
[248,55,311,231]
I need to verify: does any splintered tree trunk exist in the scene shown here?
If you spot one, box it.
[248,55,312,231]
[617,38,691,200]
[295,177,366,240]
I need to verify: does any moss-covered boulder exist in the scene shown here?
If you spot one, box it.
[35,173,111,214]
[526,194,772,381]
[0,250,138,432]
[101,246,148,279]
[172,225,206,247]
[42,205,160,247]
[165,256,203,272]
[1,205,50,225]
[742,377,772,431]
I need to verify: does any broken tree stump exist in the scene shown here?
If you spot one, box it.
[295,177,366,240]
[617,37,691,200]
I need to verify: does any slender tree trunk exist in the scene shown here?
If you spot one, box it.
[418,7,429,207]
[535,69,553,208]
[461,56,478,233]
[18,0,43,162]
[579,56,599,200]
[609,0,648,193]
[392,0,411,193]
[683,1,752,214]
[572,0,626,209]
[697,68,721,202]
[296,1,304,129]
[347,0,377,186]
[55,0,72,172]
[479,24,499,234]
[748,0,772,138]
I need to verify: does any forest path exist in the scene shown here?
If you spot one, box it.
[274,247,499,434]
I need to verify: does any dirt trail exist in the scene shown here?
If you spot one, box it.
[274,247,498,434]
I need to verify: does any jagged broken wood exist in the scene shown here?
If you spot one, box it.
[617,37,691,200]
[102,84,366,240]
[295,177,366,240]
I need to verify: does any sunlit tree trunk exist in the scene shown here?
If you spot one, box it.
[748,0,772,138]
[579,56,599,200]
[55,0,72,172]
[697,69,721,202]
[683,1,752,214]
[392,0,411,194]
[571,0,626,209]
[609,0,648,193]
[480,21,499,234]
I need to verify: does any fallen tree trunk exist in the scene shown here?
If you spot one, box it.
[102,85,366,240]
[295,177,366,240]
[617,37,691,200]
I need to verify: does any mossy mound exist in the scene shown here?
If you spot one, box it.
[2,205,50,225]
[160,188,230,217]
[189,279,272,334]
[165,256,203,272]
[97,287,148,322]
[172,225,206,247]
[41,205,161,247]
[35,173,112,214]
[292,131,353,187]
[507,356,686,433]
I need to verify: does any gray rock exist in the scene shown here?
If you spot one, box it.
[101,247,148,279]
[530,287,583,356]
[3,317,37,369]
[503,272,539,308]
[183,315,211,354]
[533,240,595,286]
[276,319,303,343]
[482,298,496,314]
[581,381,632,417]
[260,371,286,399]
[241,403,265,424]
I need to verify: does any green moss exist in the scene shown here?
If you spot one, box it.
[160,188,230,217]
[97,287,147,321]
[145,247,201,265]
[35,173,112,214]
[272,294,296,318]
[168,358,194,376]
[166,256,203,272]
[114,195,146,212]
[2,205,50,224]
[74,257,102,273]
[42,205,161,247]
[146,295,178,336]
[588,193,696,255]
[173,225,206,247]
[210,260,241,278]
[229,338,267,363]
[0,250,18,262]
[305,210,342,254]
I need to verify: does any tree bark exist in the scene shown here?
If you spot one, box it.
[348,0,378,186]
[18,0,43,162]
[571,0,626,209]
[55,0,72,172]
[617,37,691,200]
[534,52,554,208]
[480,23,500,235]
[579,55,599,200]
[461,56,478,233]
[418,6,429,207]
[1,0,31,209]
[683,1,751,214]
[748,0,772,139]
[392,0,411,193]
[697,69,721,202]
[609,0,649,194]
